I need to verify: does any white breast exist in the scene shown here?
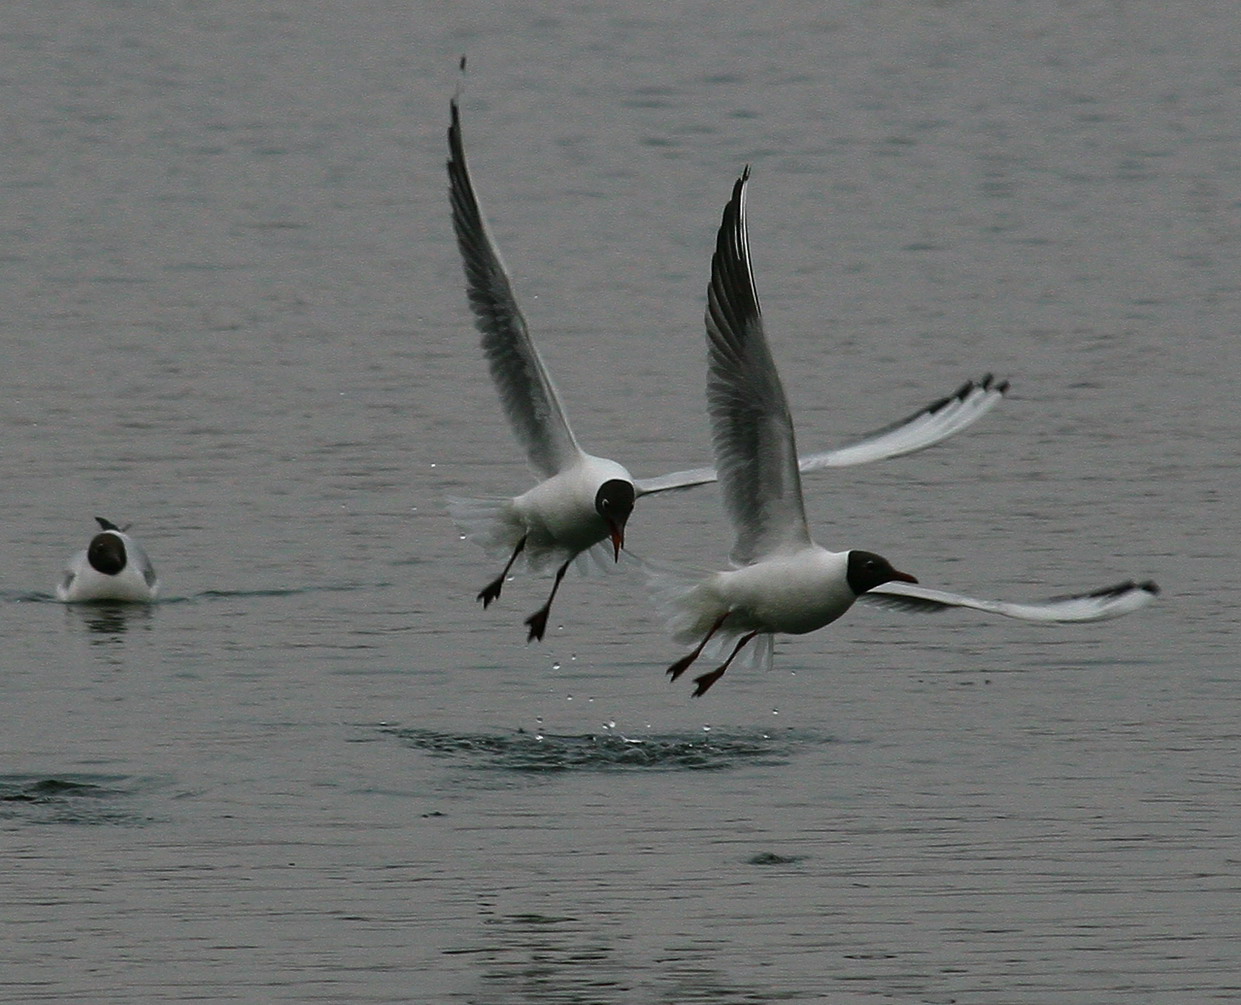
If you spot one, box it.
[716,547,855,635]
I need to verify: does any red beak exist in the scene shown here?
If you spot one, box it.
[891,569,918,584]
[609,521,625,561]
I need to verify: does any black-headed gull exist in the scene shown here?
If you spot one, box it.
[652,168,1158,696]
[446,99,1004,641]
[56,517,159,603]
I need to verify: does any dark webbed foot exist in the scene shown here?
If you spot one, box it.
[524,559,570,643]
[691,667,727,697]
[524,606,550,643]
[477,536,527,609]
[478,576,505,608]
[667,652,697,682]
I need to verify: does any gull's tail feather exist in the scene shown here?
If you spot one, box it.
[572,538,635,577]
[447,495,523,557]
[637,554,775,674]
[694,628,773,675]
[640,555,717,645]
[737,631,774,675]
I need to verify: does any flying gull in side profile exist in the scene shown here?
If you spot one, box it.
[56,517,160,603]
[446,99,1007,641]
[650,168,1157,695]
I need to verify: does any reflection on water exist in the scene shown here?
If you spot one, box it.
[62,601,156,639]
[458,910,772,1005]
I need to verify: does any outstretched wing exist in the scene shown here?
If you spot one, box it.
[798,374,1007,471]
[634,375,1007,496]
[705,168,811,565]
[447,99,581,478]
[858,579,1159,623]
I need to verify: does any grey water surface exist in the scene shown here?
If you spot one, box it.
[2,3,1237,1003]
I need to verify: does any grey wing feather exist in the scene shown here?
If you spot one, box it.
[124,535,159,589]
[859,579,1159,623]
[705,168,811,565]
[634,375,1008,497]
[140,554,159,589]
[448,100,580,479]
[634,464,717,497]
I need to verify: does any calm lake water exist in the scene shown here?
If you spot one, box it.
[2,3,1237,1003]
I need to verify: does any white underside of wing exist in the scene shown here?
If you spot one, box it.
[798,375,1007,471]
[859,579,1159,623]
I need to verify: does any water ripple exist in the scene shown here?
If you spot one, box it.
[383,726,816,773]
[0,774,156,827]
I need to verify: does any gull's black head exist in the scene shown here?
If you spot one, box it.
[595,479,636,560]
[846,550,917,595]
[87,531,128,577]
